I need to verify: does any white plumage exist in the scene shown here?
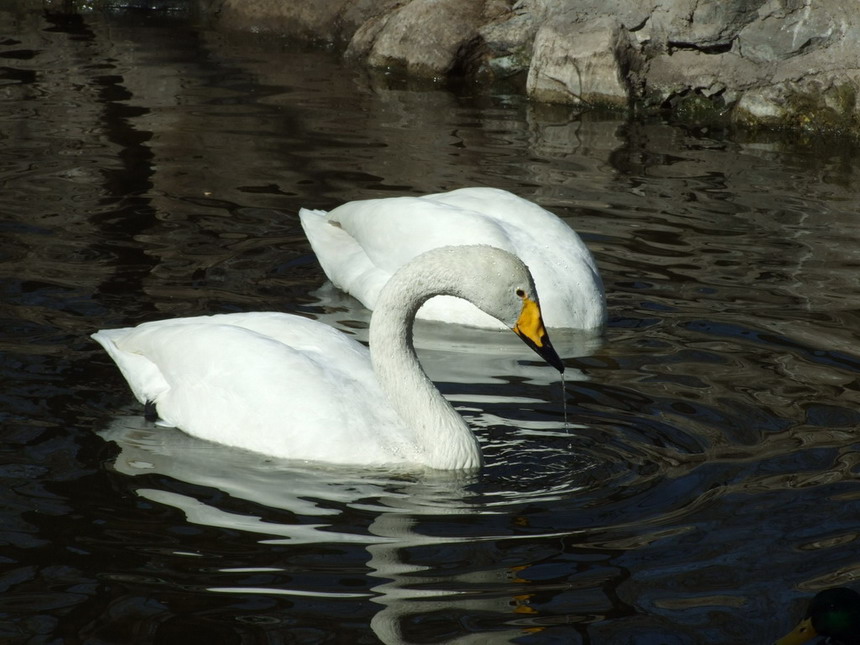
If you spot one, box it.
[299,187,606,329]
[93,245,563,470]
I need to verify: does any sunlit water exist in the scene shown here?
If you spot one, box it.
[2,5,860,644]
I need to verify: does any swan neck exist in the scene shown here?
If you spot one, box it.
[369,260,482,470]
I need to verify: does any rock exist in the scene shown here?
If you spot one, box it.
[209,0,860,137]
[475,9,539,82]
[644,49,769,108]
[216,0,402,44]
[348,0,485,78]
[660,0,762,49]
[217,0,351,40]
[736,0,843,62]
[736,72,860,133]
[527,15,635,107]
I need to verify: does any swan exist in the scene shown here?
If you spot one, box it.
[92,245,564,470]
[298,187,606,330]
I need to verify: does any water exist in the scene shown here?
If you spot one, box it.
[2,5,860,644]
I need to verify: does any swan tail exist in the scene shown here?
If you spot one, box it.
[298,207,387,309]
[92,329,170,409]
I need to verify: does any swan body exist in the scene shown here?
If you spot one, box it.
[298,187,606,330]
[93,245,563,470]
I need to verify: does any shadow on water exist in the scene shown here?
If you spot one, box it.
[1,3,860,644]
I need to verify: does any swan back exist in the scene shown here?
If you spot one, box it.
[298,187,606,329]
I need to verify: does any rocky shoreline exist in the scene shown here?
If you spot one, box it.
[212,0,860,137]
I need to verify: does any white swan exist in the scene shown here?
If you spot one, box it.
[299,187,606,330]
[92,245,564,470]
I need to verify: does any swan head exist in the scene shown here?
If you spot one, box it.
[428,245,565,373]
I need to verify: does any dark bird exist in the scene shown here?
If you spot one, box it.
[776,587,860,644]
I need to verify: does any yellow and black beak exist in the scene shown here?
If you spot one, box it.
[512,297,564,373]
[775,617,817,645]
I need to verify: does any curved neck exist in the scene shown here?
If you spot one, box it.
[369,255,482,470]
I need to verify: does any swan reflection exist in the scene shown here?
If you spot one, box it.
[305,281,603,386]
[100,414,591,643]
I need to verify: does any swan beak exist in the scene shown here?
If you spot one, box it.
[512,297,565,373]
[774,617,817,645]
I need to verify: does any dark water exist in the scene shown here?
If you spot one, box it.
[2,5,860,644]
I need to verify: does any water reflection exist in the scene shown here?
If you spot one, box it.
[305,282,602,384]
[100,416,597,643]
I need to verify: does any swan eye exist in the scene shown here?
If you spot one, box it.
[516,288,526,298]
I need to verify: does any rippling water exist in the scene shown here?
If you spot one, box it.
[2,5,860,644]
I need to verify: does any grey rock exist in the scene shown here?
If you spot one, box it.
[736,0,843,62]
[477,9,539,80]
[348,0,486,77]
[527,15,634,107]
[212,0,860,136]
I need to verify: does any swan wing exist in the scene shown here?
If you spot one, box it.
[94,313,416,465]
